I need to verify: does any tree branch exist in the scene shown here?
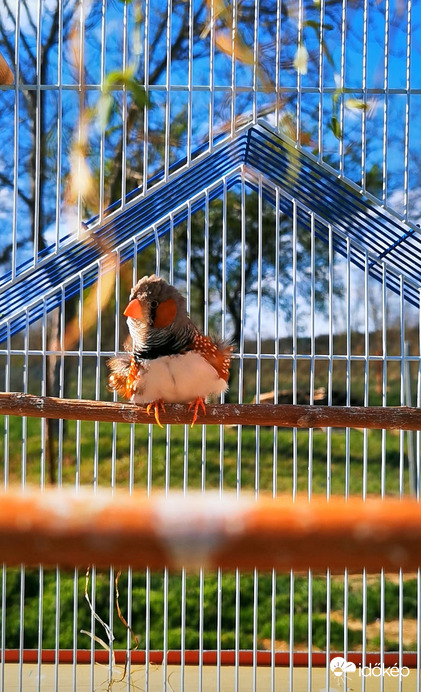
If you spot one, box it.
[40,2,60,63]
[1,392,421,430]
[0,12,18,66]
[1,1,36,69]
[0,172,32,207]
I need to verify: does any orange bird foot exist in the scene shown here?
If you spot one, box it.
[146,400,166,428]
[187,397,206,427]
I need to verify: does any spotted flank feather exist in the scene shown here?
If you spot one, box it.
[191,334,233,382]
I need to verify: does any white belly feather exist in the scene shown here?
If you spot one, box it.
[131,351,228,404]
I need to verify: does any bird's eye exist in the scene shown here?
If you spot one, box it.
[150,300,158,309]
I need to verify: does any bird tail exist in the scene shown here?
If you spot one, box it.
[107,354,132,397]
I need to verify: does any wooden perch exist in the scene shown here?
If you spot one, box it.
[1,391,421,430]
[0,52,13,85]
[1,489,421,573]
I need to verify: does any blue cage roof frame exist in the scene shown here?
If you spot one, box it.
[1,121,420,344]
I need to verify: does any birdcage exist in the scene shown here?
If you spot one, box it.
[1,0,421,690]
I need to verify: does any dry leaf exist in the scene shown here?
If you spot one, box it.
[64,259,117,350]
[216,31,273,90]
[293,44,309,75]
[67,145,95,204]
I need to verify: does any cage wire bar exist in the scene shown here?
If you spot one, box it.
[1,0,421,691]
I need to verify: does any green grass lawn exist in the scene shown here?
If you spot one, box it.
[1,415,412,496]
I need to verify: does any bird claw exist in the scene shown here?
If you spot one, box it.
[188,397,206,427]
[146,400,166,428]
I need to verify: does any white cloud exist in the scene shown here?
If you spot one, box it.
[388,188,421,226]
[0,187,13,220]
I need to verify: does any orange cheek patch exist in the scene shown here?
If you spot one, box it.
[153,298,177,328]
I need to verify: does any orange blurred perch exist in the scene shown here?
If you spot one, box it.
[0,489,421,573]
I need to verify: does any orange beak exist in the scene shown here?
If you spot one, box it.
[124,298,143,319]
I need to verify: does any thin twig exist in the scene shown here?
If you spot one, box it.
[113,570,139,684]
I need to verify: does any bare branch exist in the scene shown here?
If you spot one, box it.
[0,172,32,207]
[1,1,36,70]
[21,0,39,40]
[1,392,421,431]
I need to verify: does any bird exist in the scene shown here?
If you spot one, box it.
[107,274,232,427]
